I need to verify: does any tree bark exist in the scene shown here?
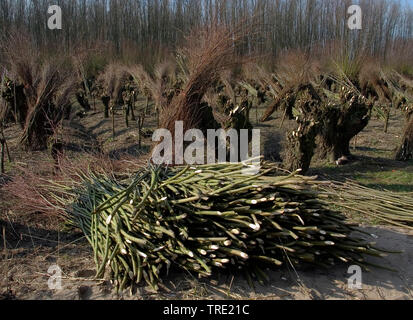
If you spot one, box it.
[395,114,413,161]
[281,84,322,173]
[316,94,372,163]
[282,120,319,173]
[76,91,91,111]
[0,138,5,174]
[384,106,391,133]
[111,104,115,138]
[2,82,27,128]
[102,96,110,119]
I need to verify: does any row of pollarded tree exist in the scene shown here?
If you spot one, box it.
[1,26,412,173]
[0,33,75,152]
[1,24,262,165]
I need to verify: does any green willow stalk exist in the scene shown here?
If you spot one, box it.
[53,162,391,293]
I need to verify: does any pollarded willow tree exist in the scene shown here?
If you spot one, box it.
[97,63,132,136]
[394,74,413,161]
[281,83,324,173]
[1,76,27,128]
[313,60,382,163]
[257,51,329,172]
[159,24,247,137]
[397,113,413,161]
[0,33,75,151]
[257,50,406,172]
[151,23,253,164]
[128,60,181,127]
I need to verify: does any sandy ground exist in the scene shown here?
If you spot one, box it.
[1,225,411,300]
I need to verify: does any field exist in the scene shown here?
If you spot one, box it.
[1,100,412,300]
[1,0,413,302]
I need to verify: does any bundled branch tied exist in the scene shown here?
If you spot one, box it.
[48,162,390,293]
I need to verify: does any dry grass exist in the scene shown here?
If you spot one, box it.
[2,153,146,220]
[276,49,320,87]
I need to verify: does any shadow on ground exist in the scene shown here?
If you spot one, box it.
[1,223,411,300]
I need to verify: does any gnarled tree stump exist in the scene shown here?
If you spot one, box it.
[395,113,413,161]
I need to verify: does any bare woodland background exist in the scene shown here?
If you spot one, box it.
[0,0,412,68]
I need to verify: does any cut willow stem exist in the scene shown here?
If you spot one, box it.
[46,163,394,293]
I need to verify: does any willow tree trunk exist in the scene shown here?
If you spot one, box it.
[102,96,110,119]
[0,138,5,174]
[76,91,91,111]
[2,83,27,128]
[14,84,27,128]
[125,105,129,128]
[282,120,319,173]
[137,115,143,149]
[395,114,413,161]
[316,94,372,163]
[112,105,115,138]
[384,106,391,133]
[281,84,322,173]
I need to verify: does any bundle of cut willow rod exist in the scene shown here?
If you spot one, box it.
[320,180,413,230]
[55,162,388,292]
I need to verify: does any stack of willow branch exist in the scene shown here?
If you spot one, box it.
[50,163,388,292]
[320,180,413,230]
